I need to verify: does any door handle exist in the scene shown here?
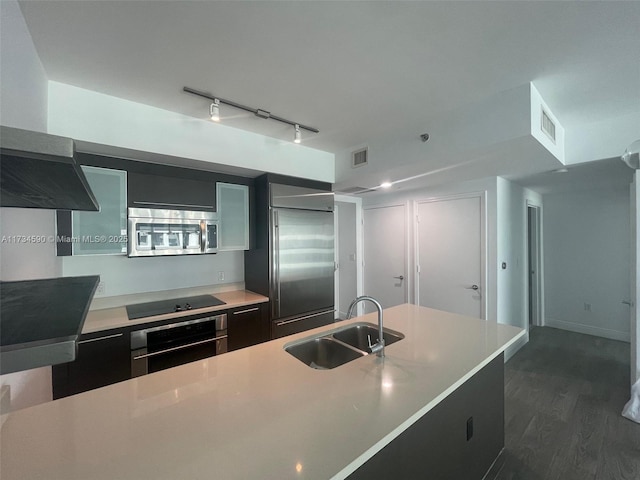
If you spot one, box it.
[622,300,634,306]
[466,285,479,291]
[393,275,404,281]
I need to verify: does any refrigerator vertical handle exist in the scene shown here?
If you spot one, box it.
[272,210,281,318]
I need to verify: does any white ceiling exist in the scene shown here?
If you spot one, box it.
[16,0,640,193]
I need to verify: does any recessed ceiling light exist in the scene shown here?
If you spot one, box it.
[553,168,569,173]
[380,182,392,189]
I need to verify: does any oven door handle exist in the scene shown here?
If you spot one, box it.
[132,334,228,360]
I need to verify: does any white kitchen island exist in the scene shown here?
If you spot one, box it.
[0,304,524,479]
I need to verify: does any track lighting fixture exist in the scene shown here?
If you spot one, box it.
[184,86,319,143]
[210,99,220,122]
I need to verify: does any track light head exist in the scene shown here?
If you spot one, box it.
[294,124,301,144]
[210,99,220,122]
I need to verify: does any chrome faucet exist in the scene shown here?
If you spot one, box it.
[346,296,385,357]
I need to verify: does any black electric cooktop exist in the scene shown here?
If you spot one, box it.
[126,294,226,320]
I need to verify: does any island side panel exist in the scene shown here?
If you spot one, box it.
[348,353,504,480]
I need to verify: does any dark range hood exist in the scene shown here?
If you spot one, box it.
[0,126,99,211]
[0,276,100,374]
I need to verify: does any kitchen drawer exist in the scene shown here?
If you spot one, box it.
[52,328,131,399]
[227,303,269,351]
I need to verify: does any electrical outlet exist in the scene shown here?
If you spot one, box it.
[96,281,106,296]
[584,303,591,312]
[218,271,225,282]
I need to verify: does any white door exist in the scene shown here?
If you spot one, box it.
[416,195,483,318]
[363,204,407,313]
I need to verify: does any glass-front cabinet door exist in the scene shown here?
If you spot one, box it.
[217,183,249,251]
[72,166,127,255]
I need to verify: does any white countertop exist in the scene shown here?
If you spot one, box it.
[0,304,525,480]
[82,289,269,334]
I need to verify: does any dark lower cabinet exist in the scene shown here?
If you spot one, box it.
[52,303,271,399]
[347,353,505,480]
[227,303,270,351]
[52,328,131,400]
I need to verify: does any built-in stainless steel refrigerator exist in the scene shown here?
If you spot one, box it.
[270,184,335,337]
[245,178,335,339]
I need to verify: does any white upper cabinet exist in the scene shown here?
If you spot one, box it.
[217,182,249,251]
[72,166,127,255]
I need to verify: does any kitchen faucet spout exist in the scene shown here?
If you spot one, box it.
[346,296,385,357]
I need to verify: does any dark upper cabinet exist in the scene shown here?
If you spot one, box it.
[52,328,131,399]
[55,153,256,255]
[128,172,216,211]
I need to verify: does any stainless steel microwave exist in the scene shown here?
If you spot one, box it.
[128,208,218,257]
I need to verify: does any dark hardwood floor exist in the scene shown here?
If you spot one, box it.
[492,326,640,480]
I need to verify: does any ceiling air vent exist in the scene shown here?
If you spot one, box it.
[352,148,368,168]
[541,108,556,144]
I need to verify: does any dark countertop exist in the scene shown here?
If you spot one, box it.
[0,275,99,374]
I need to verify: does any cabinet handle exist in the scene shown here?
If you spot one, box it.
[78,333,124,344]
[132,201,215,210]
[275,309,335,326]
[233,307,259,315]
[132,335,228,360]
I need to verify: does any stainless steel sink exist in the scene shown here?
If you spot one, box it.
[333,322,405,354]
[284,322,404,369]
[285,337,365,370]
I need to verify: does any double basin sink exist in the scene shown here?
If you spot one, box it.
[284,322,404,370]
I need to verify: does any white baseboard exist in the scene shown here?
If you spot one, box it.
[504,331,529,362]
[545,318,630,343]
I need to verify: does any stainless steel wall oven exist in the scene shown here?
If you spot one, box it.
[130,314,227,377]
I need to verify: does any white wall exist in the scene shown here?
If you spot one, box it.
[336,201,358,318]
[496,178,543,328]
[632,173,639,384]
[48,82,334,183]
[496,178,542,359]
[62,251,244,299]
[565,110,640,165]
[0,1,47,132]
[543,186,631,341]
[0,0,58,282]
[0,0,53,412]
[0,209,60,281]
